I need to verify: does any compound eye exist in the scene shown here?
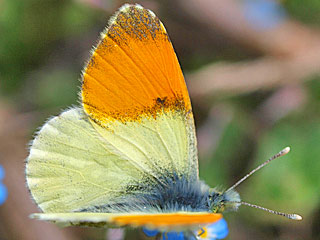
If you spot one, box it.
[212,206,218,213]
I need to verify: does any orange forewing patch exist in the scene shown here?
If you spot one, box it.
[111,212,222,228]
[81,4,191,124]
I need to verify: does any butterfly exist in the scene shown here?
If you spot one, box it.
[25,4,301,240]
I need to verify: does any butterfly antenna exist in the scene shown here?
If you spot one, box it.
[238,201,302,220]
[226,147,290,193]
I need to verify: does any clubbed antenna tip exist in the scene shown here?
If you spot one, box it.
[279,147,290,156]
[239,201,303,221]
[290,214,303,221]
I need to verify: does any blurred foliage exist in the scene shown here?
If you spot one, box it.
[247,118,320,218]
[0,0,99,98]
[200,111,254,187]
[284,0,320,25]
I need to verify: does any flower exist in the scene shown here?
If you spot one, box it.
[143,218,228,240]
[195,219,229,240]
[143,228,159,237]
[161,232,184,240]
[243,0,287,30]
[142,229,185,240]
[0,165,8,205]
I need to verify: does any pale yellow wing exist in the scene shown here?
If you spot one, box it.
[80,3,198,180]
[26,108,143,212]
[26,106,197,212]
[26,4,198,214]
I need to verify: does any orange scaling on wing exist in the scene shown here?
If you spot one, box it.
[110,213,222,228]
[81,5,191,125]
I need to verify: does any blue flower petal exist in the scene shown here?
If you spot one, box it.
[0,183,8,205]
[208,218,229,239]
[243,0,287,30]
[143,228,159,237]
[162,231,184,240]
[0,165,7,205]
[0,165,5,180]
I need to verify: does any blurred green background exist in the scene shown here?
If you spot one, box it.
[0,0,319,239]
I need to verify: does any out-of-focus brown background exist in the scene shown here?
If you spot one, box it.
[1,0,320,239]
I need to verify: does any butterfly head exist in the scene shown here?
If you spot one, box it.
[209,189,241,213]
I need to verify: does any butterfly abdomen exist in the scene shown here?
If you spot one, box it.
[79,174,212,213]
